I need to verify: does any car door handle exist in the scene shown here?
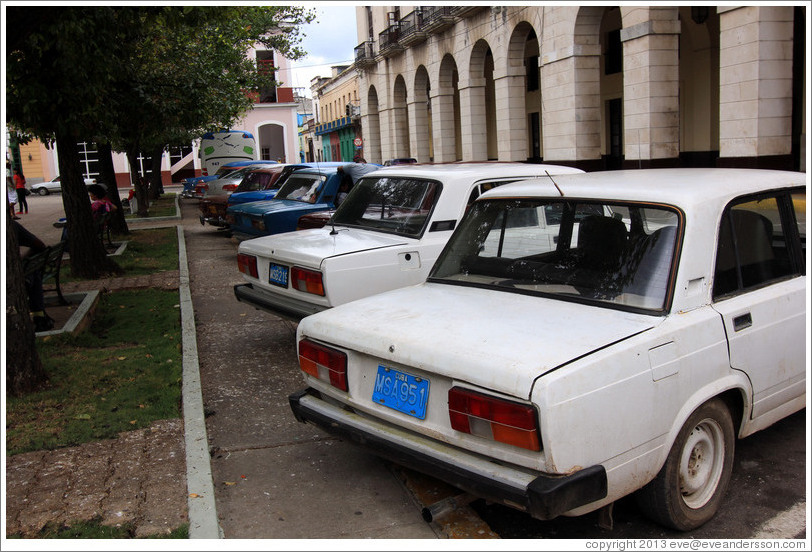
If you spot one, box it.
[733,313,752,332]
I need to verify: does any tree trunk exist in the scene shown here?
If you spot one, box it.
[57,131,122,278]
[6,197,48,395]
[98,141,129,235]
[127,150,150,217]
[148,145,164,200]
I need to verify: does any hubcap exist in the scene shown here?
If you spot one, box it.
[679,418,725,509]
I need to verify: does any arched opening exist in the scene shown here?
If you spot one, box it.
[393,75,410,158]
[364,86,382,164]
[258,123,286,162]
[413,66,432,162]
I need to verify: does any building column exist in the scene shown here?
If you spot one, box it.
[621,18,681,165]
[407,99,431,163]
[540,50,602,164]
[493,70,527,161]
[458,76,487,161]
[430,87,457,163]
[718,6,795,165]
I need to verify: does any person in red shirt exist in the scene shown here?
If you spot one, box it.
[13,168,28,214]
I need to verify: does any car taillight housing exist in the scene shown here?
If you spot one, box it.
[298,339,347,391]
[291,267,325,296]
[237,253,258,278]
[223,184,238,192]
[448,387,541,451]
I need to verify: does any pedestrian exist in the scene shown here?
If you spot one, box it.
[13,220,55,332]
[337,155,378,185]
[14,168,28,214]
[8,182,20,220]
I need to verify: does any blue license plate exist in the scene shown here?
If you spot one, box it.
[268,262,289,287]
[372,365,430,420]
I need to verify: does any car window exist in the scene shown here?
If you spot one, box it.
[430,198,681,312]
[274,174,326,203]
[331,177,442,237]
[237,171,274,193]
[466,180,523,206]
[713,189,805,299]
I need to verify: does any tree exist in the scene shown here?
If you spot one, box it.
[6,201,49,395]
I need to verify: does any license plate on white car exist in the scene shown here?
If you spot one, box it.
[269,263,289,287]
[372,365,429,419]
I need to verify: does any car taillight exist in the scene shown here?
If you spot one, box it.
[250,219,265,231]
[237,253,258,278]
[298,339,347,391]
[448,387,540,451]
[291,267,325,296]
[202,169,208,176]
[223,184,238,192]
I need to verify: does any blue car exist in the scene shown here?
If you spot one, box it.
[228,162,349,207]
[180,159,278,198]
[226,166,346,241]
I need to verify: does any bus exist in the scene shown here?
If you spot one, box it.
[199,130,256,176]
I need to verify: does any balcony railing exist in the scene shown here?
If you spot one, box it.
[354,40,376,67]
[421,6,456,33]
[399,9,428,47]
[379,25,404,57]
[450,6,488,18]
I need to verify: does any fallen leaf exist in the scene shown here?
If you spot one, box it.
[129,420,137,425]
[139,404,146,409]
[224,481,236,486]
[189,493,201,498]
[117,356,127,361]
[74,414,91,420]
[241,475,247,479]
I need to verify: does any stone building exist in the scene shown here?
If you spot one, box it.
[353,5,806,172]
[311,65,363,162]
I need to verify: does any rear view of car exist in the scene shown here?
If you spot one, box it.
[288,168,806,531]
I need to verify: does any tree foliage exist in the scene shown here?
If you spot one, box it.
[4,5,315,393]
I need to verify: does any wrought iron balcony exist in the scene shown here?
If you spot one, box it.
[399,9,428,47]
[379,24,404,57]
[421,6,456,33]
[354,40,376,67]
[450,6,488,18]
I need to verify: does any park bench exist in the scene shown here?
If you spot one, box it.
[22,240,68,306]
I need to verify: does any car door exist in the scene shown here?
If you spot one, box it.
[711,189,806,420]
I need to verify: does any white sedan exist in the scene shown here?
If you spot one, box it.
[289,168,806,531]
[234,163,584,320]
[30,175,98,195]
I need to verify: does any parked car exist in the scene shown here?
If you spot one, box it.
[226,166,346,241]
[289,168,806,531]
[180,159,277,199]
[383,157,418,166]
[235,163,584,321]
[193,161,278,199]
[30,175,98,195]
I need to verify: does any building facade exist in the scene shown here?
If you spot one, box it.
[311,65,363,162]
[353,5,806,172]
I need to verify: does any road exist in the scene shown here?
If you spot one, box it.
[14,189,807,541]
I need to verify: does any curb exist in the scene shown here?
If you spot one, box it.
[35,290,100,337]
[177,225,222,539]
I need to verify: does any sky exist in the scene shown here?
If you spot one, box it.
[281,3,360,98]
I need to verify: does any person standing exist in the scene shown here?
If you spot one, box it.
[14,168,28,214]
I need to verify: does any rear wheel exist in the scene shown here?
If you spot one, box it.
[636,398,735,531]
[37,188,49,196]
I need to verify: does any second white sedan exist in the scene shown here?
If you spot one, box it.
[234,163,584,320]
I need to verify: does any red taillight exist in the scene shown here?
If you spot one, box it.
[237,253,258,278]
[298,339,347,391]
[291,267,325,296]
[448,387,540,451]
[223,184,238,192]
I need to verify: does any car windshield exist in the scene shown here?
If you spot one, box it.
[236,171,277,193]
[429,198,681,313]
[274,173,327,203]
[331,177,441,237]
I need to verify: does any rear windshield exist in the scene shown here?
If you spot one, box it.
[274,174,327,203]
[331,177,441,238]
[236,171,277,193]
[429,199,681,313]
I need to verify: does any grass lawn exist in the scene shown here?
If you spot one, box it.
[125,192,178,219]
[6,289,182,456]
[6,519,189,539]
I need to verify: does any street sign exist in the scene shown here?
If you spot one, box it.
[353,138,362,147]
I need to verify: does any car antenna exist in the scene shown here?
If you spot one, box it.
[544,170,565,197]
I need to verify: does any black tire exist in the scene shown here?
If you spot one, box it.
[37,188,49,196]
[635,398,735,531]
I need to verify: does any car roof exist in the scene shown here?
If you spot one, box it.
[363,162,584,183]
[223,160,277,167]
[478,168,806,211]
